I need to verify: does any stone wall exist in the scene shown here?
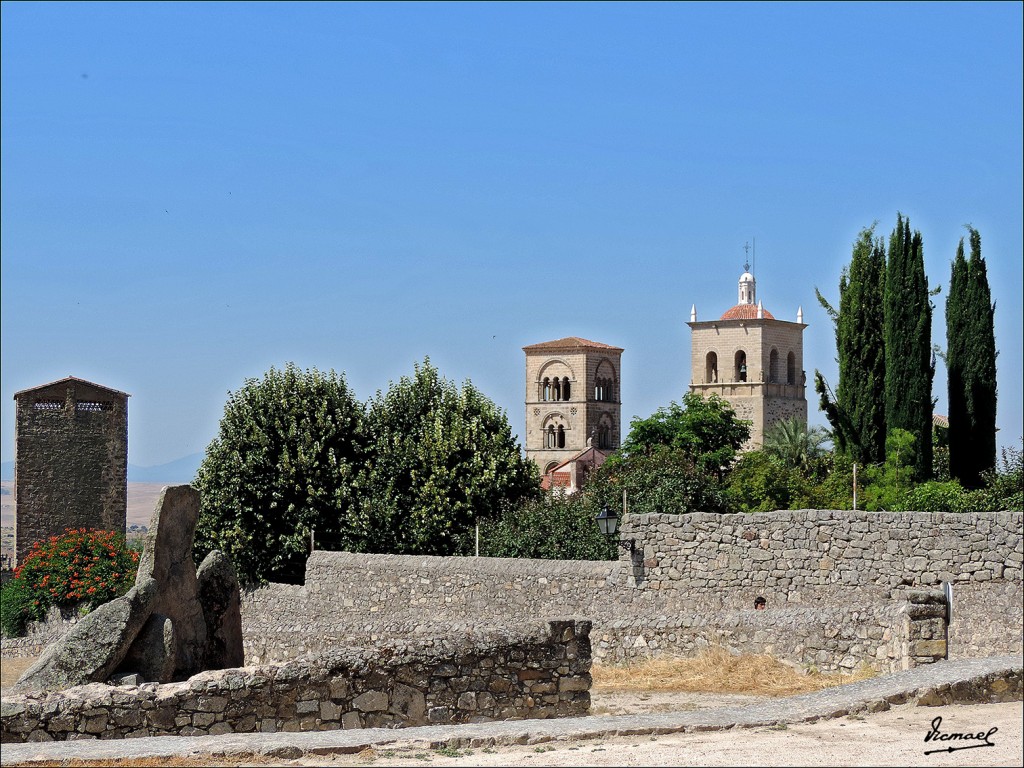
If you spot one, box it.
[0,620,591,742]
[6,511,1019,676]
[14,378,128,563]
[618,511,1021,593]
[237,510,1021,673]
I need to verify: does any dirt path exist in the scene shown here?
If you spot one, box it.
[295,702,1022,767]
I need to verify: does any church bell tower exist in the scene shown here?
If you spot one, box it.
[687,260,808,448]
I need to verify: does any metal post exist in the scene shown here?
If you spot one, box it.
[475,522,479,557]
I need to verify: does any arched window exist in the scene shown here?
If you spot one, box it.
[769,349,779,383]
[787,352,796,385]
[735,350,747,382]
[705,352,718,383]
[598,425,610,449]
[545,425,555,448]
[542,378,551,401]
[562,377,571,401]
[553,377,561,401]
[606,380,613,401]
[557,425,565,448]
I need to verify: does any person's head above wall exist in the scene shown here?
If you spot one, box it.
[754,596,767,610]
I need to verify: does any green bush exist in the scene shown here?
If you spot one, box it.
[0,577,35,637]
[0,528,139,637]
[480,493,616,561]
[893,480,971,513]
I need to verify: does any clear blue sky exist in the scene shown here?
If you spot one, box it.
[2,1,1022,468]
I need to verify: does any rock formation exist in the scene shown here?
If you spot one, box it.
[14,485,243,692]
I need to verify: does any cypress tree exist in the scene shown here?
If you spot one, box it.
[946,227,997,487]
[816,226,887,464]
[884,213,934,481]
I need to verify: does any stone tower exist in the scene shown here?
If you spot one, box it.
[523,337,623,474]
[13,377,129,564]
[687,265,807,448]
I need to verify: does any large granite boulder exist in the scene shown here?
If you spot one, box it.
[14,485,245,692]
[12,578,158,693]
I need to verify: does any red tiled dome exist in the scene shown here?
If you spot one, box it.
[720,304,775,321]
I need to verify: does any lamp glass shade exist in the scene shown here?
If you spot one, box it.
[596,506,618,536]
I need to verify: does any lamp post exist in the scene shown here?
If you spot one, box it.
[596,505,634,553]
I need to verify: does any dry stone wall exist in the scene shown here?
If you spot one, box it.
[238,511,1021,672]
[0,620,591,742]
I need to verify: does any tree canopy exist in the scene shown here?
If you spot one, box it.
[884,213,934,480]
[194,360,540,582]
[193,364,366,585]
[815,225,887,464]
[357,359,540,556]
[946,227,997,488]
[619,392,750,478]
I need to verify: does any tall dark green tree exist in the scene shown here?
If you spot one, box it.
[884,213,934,480]
[946,227,997,488]
[815,226,888,464]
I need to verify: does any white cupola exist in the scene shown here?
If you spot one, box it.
[738,262,756,305]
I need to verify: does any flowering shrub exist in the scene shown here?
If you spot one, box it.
[0,528,140,637]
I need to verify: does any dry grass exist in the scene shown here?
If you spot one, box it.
[592,647,875,698]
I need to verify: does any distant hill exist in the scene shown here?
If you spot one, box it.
[1,453,203,484]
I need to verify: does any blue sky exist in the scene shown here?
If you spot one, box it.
[2,1,1022,468]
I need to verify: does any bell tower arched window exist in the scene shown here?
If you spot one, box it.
[735,350,747,382]
[562,377,570,401]
[787,352,796,385]
[705,352,718,383]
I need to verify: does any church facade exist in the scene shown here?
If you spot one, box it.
[686,266,808,448]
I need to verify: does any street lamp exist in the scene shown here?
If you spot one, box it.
[596,505,634,553]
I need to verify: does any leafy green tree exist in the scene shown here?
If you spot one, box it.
[968,440,1023,512]
[860,428,918,510]
[194,364,366,585]
[725,451,813,513]
[587,447,728,516]
[479,493,615,561]
[946,227,997,488]
[763,417,830,472]
[815,226,887,464]
[884,213,934,480]
[619,392,750,479]
[357,359,540,556]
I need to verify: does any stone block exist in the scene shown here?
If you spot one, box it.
[909,640,947,658]
[352,691,387,712]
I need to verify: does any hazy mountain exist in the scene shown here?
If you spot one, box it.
[1,453,203,484]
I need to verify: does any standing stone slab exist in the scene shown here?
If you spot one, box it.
[196,550,244,670]
[132,485,207,679]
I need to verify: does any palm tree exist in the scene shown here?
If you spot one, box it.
[763,417,830,472]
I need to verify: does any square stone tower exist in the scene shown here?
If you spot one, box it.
[523,337,623,475]
[13,377,129,563]
[687,266,807,448]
